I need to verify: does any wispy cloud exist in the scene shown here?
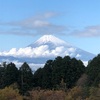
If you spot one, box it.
[0,12,67,36]
[71,25,100,37]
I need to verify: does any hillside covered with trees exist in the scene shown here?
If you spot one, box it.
[0,55,100,99]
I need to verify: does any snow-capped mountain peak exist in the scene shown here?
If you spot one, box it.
[35,35,66,44]
[27,34,95,61]
[0,34,96,70]
[28,35,70,47]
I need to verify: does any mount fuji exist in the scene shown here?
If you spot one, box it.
[0,35,95,69]
[28,35,68,48]
[28,35,95,61]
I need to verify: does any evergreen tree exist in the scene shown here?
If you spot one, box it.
[18,62,34,94]
[2,62,19,87]
[52,56,63,88]
[33,60,53,89]
[67,58,85,87]
[41,60,53,89]
[33,68,43,87]
[86,54,100,86]
[33,56,85,89]
[0,66,5,88]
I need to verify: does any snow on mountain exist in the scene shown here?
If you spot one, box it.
[0,34,95,70]
[28,35,70,48]
[27,35,95,61]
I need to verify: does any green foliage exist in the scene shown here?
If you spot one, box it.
[0,66,5,88]
[33,56,85,89]
[3,53,100,96]
[86,54,100,86]
[18,62,34,94]
[1,62,19,88]
[1,54,100,99]
[0,62,35,95]
[33,60,53,89]
[41,60,53,88]
[33,68,43,87]
[52,56,63,88]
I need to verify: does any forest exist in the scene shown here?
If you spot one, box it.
[0,55,100,100]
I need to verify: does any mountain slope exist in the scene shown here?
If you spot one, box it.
[28,35,95,61]
[0,35,95,69]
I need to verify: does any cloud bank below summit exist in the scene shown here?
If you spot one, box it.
[0,45,77,58]
[0,44,78,70]
[0,34,95,70]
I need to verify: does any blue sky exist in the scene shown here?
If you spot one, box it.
[0,0,100,55]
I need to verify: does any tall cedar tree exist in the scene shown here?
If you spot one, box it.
[86,54,100,86]
[18,62,34,94]
[2,62,19,88]
[33,60,53,89]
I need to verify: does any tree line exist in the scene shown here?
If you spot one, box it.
[33,56,85,89]
[0,62,34,95]
[0,55,100,95]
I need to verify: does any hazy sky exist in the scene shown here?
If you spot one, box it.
[0,0,100,55]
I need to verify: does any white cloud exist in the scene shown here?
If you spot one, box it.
[13,60,44,71]
[0,45,89,70]
[51,46,65,56]
[76,54,81,58]
[82,61,88,66]
[0,12,67,36]
[0,46,77,59]
[33,20,50,27]
[0,59,44,71]
[71,25,100,37]
[0,46,49,58]
[68,47,76,52]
